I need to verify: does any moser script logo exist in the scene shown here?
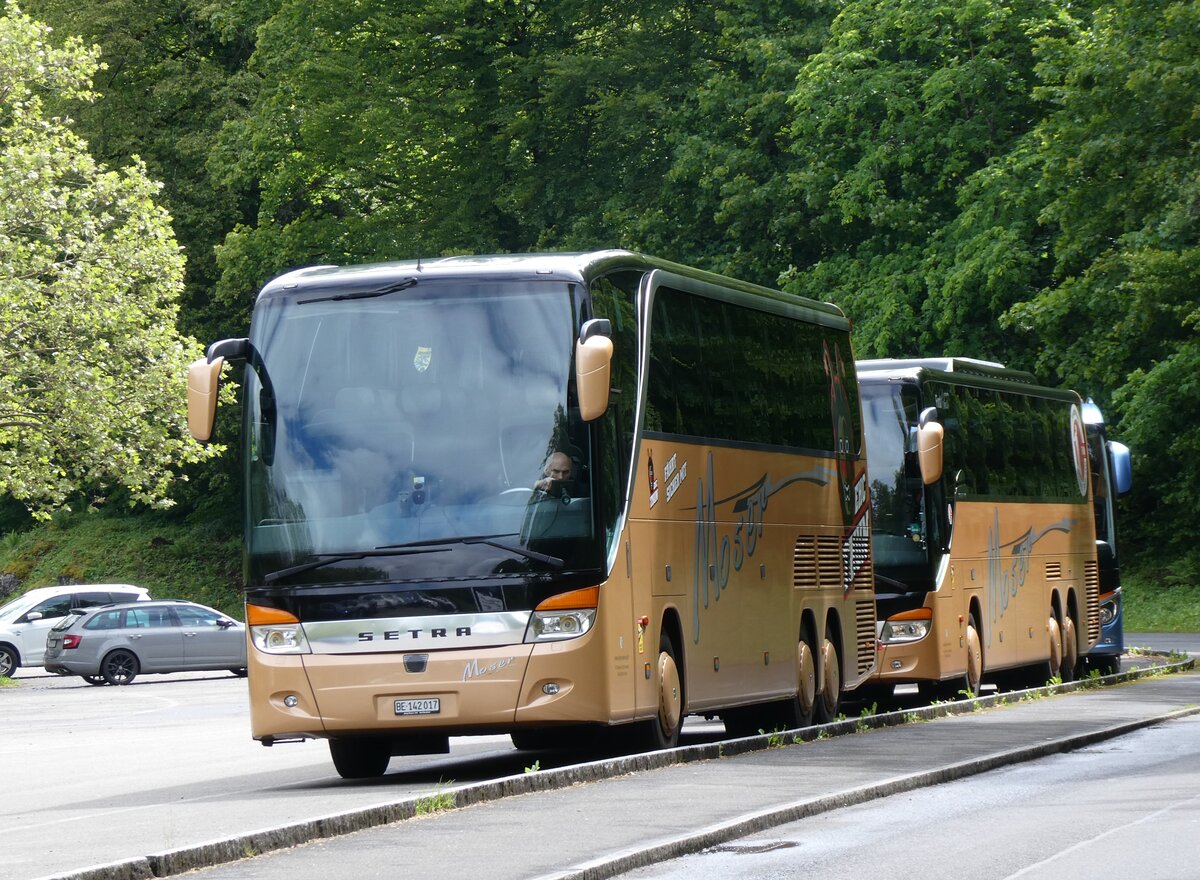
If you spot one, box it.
[984,508,1075,646]
[690,451,830,643]
[463,656,515,681]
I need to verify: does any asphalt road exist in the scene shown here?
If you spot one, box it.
[622,713,1200,880]
[4,636,1195,880]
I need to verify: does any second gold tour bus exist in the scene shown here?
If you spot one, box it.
[188,252,878,777]
[858,358,1101,699]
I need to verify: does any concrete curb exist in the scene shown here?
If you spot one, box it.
[38,656,1195,880]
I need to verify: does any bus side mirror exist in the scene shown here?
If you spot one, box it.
[916,407,944,486]
[576,319,613,422]
[1109,441,1132,495]
[187,356,225,442]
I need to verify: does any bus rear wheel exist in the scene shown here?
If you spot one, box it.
[329,737,391,779]
[813,628,842,724]
[783,633,818,728]
[1060,614,1079,682]
[1045,615,1064,685]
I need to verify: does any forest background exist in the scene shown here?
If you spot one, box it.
[0,0,1197,626]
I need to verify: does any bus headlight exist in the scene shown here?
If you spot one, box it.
[251,623,311,654]
[525,609,596,642]
[1099,591,1120,626]
[524,586,599,643]
[879,609,933,644]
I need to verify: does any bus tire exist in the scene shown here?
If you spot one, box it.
[1041,614,1064,686]
[965,612,983,697]
[329,736,391,779]
[813,627,842,724]
[1060,614,1079,682]
[780,631,819,728]
[638,631,683,750]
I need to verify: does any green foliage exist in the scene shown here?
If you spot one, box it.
[1123,571,1200,632]
[2,0,1196,577]
[0,2,221,517]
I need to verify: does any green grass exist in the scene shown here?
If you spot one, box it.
[0,508,244,619]
[1121,570,1200,632]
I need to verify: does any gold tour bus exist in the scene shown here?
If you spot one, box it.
[187,252,878,777]
[857,358,1100,700]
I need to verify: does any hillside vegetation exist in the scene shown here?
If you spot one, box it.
[0,510,243,619]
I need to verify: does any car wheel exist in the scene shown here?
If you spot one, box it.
[101,649,140,686]
[81,675,107,686]
[0,644,17,678]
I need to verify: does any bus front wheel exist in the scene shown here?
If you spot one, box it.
[965,613,983,697]
[329,737,391,779]
[636,632,683,751]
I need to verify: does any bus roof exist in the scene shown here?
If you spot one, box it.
[857,357,1038,384]
[255,250,847,321]
[856,357,1083,402]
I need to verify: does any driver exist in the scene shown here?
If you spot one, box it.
[534,451,573,497]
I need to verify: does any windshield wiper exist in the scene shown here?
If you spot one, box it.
[297,277,418,305]
[376,534,564,569]
[263,546,449,584]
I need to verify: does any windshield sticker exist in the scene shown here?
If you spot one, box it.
[663,452,688,504]
[1070,404,1089,497]
[413,345,432,373]
[648,451,660,508]
[841,473,870,595]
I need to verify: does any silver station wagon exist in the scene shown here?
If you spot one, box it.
[44,600,247,685]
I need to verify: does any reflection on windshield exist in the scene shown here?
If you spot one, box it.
[244,281,599,582]
[861,382,927,578]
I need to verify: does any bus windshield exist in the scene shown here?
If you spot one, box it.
[860,381,930,587]
[242,280,601,584]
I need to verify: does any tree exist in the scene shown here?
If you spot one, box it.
[0,2,218,515]
[777,0,1061,360]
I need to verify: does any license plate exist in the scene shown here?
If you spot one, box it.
[394,697,440,716]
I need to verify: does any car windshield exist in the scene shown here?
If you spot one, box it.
[0,594,38,621]
[243,278,602,584]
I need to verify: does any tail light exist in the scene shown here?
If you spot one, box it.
[62,634,82,649]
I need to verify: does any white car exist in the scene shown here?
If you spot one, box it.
[0,584,150,677]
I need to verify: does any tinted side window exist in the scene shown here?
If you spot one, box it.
[174,606,221,627]
[589,271,643,546]
[929,380,1079,502]
[75,592,114,609]
[647,285,858,452]
[85,609,124,630]
[28,595,73,621]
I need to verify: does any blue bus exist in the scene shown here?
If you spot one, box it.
[1081,400,1132,675]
